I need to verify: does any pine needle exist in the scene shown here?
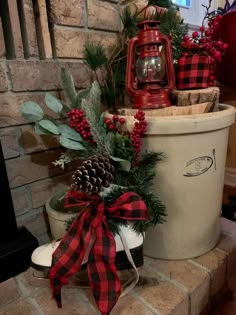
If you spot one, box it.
[84,42,108,71]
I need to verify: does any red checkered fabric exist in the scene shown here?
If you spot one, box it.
[177,54,210,90]
[50,190,147,315]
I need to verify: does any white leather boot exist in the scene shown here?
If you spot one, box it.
[31,225,144,277]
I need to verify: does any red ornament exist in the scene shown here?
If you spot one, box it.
[126,6,175,109]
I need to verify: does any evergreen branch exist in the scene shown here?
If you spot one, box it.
[81,82,114,156]
[52,151,80,169]
[84,42,108,71]
[60,68,77,106]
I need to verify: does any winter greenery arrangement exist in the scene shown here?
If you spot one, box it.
[20,68,166,235]
[19,0,192,234]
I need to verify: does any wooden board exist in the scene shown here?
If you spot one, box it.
[172,87,220,111]
[117,102,213,117]
[0,0,24,58]
[34,0,53,59]
[20,0,39,57]
[0,18,5,58]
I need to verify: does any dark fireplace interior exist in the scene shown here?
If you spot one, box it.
[0,141,38,282]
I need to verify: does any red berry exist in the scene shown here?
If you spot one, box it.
[223,43,228,50]
[213,21,219,30]
[183,35,190,42]
[119,117,126,124]
[205,29,212,37]
[213,50,221,60]
[210,75,216,81]
[108,124,115,131]
[104,118,112,125]
[192,31,199,38]
[199,26,205,32]
[112,115,119,122]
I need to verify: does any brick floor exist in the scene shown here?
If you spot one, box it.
[0,218,236,315]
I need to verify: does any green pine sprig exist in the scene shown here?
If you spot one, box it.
[84,42,108,71]
[81,81,114,156]
[60,68,77,105]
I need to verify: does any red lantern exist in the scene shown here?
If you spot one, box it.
[126,8,175,109]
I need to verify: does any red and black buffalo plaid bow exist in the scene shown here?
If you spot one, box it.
[50,190,147,315]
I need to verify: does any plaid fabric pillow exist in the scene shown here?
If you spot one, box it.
[177,54,210,90]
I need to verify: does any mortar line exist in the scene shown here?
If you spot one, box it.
[188,259,211,273]
[1,59,12,91]
[145,262,191,315]
[131,291,160,315]
[27,297,45,315]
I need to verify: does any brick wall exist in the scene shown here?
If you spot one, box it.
[0,0,124,242]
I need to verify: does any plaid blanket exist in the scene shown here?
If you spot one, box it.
[177,54,210,90]
[50,191,147,315]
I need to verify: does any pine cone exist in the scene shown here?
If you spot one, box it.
[71,156,114,194]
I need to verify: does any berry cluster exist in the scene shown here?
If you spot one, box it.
[104,114,126,131]
[131,110,147,166]
[181,14,228,86]
[67,109,94,143]
[103,111,147,166]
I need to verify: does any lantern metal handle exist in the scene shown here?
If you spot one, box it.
[161,37,175,90]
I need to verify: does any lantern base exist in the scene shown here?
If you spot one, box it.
[132,89,172,109]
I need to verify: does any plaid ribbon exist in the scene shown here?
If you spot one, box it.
[177,54,210,90]
[50,190,147,315]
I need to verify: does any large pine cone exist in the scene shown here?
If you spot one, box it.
[71,156,114,194]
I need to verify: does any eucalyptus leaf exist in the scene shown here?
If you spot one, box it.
[59,135,86,150]
[119,160,131,172]
[58,125,82,141]
[20,102,44,122]
[110,156,126,162]
[39,120,60,135]
[34,123,53,135]
[110,156,131,172]
[45,93,63,113]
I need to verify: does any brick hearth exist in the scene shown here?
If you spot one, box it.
[0,218,236,315]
